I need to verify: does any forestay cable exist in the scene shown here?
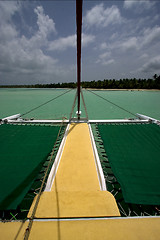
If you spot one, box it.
[21,89,73,118]
[86,89,137,118]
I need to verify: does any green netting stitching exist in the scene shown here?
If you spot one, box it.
[0,124,60,210]
[92,123,160,216]
[98,123,160,205]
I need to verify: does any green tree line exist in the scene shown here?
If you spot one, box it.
[0,75,160,89]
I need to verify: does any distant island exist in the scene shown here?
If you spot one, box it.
[0,74,160,89]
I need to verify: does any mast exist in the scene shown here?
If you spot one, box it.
[76,0,83,119]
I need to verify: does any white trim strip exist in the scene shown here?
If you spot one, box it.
[89,119,149,123]
[45,124,70,191]
[2,114,21,121]
[88,123,107,191]
[8,119,69,124]
[32,215,160,222]
[1,216,160,223]
[7,119,149,124]
[136,113,160,125]
[1,216,159,223]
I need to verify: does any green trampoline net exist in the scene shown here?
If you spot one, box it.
[0,124,60,211]
[98,123,160,205]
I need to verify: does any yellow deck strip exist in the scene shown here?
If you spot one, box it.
[0,221,28,240]
[28,191,119,218]
[51,123,100,192]
[1,218,160,240]
[28,218,160,240]
[28,123,120,218]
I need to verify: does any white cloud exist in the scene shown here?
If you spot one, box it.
[49,35,75,51]
[121,37,138,51]
[140,55,160,72]
[82,33,95,46]
[99,52,111,60]
[110,33,118,41]
[1,1,160,84]
[102,59,115,66]
[96,51,114,66]
[0,37,58,74]
[0,1,21,22]
[0,23,18,43]
[24,6,57,49]
[100,25,160,54]
[34,6,56,37]
[141,26,160,47]
[84,4,123,28]
[0,3,60,84]
[99,42,108,50]
[0,1,20,43]
[49,33,95,51]
[124,0,135,9]
[124,0,155,10]
[139,53,148,59]
[0,0,95,84]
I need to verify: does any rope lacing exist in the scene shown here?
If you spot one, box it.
[86,89,137,118]
[23,118,67,240]
[21,89,73,118]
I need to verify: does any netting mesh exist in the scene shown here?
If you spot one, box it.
[0,124,60,210]
[97,123,160,205]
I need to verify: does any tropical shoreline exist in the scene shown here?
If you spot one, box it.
[0,86,159,91]
[85,88,160,91]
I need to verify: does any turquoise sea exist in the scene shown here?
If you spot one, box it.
[0,88,160,120]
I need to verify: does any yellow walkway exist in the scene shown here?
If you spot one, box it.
[28,123,119,218]
[1,123,160,239]
[1,217,160,240]
[51,123,100,192]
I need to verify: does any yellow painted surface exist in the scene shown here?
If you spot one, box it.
[28,191,120,218]
[51,123,100,192]
[0,221,28,240]
[1,218,160,240]
[29,218,160,240]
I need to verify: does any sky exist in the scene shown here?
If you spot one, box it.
[0,0,160,85]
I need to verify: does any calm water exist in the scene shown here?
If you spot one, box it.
[0,88,160,120]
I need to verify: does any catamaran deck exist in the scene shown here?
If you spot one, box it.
[1,122,160,239]
[1,0,160,237]
[28,123,119,219]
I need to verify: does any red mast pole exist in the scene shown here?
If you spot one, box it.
[76,0,83,119]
